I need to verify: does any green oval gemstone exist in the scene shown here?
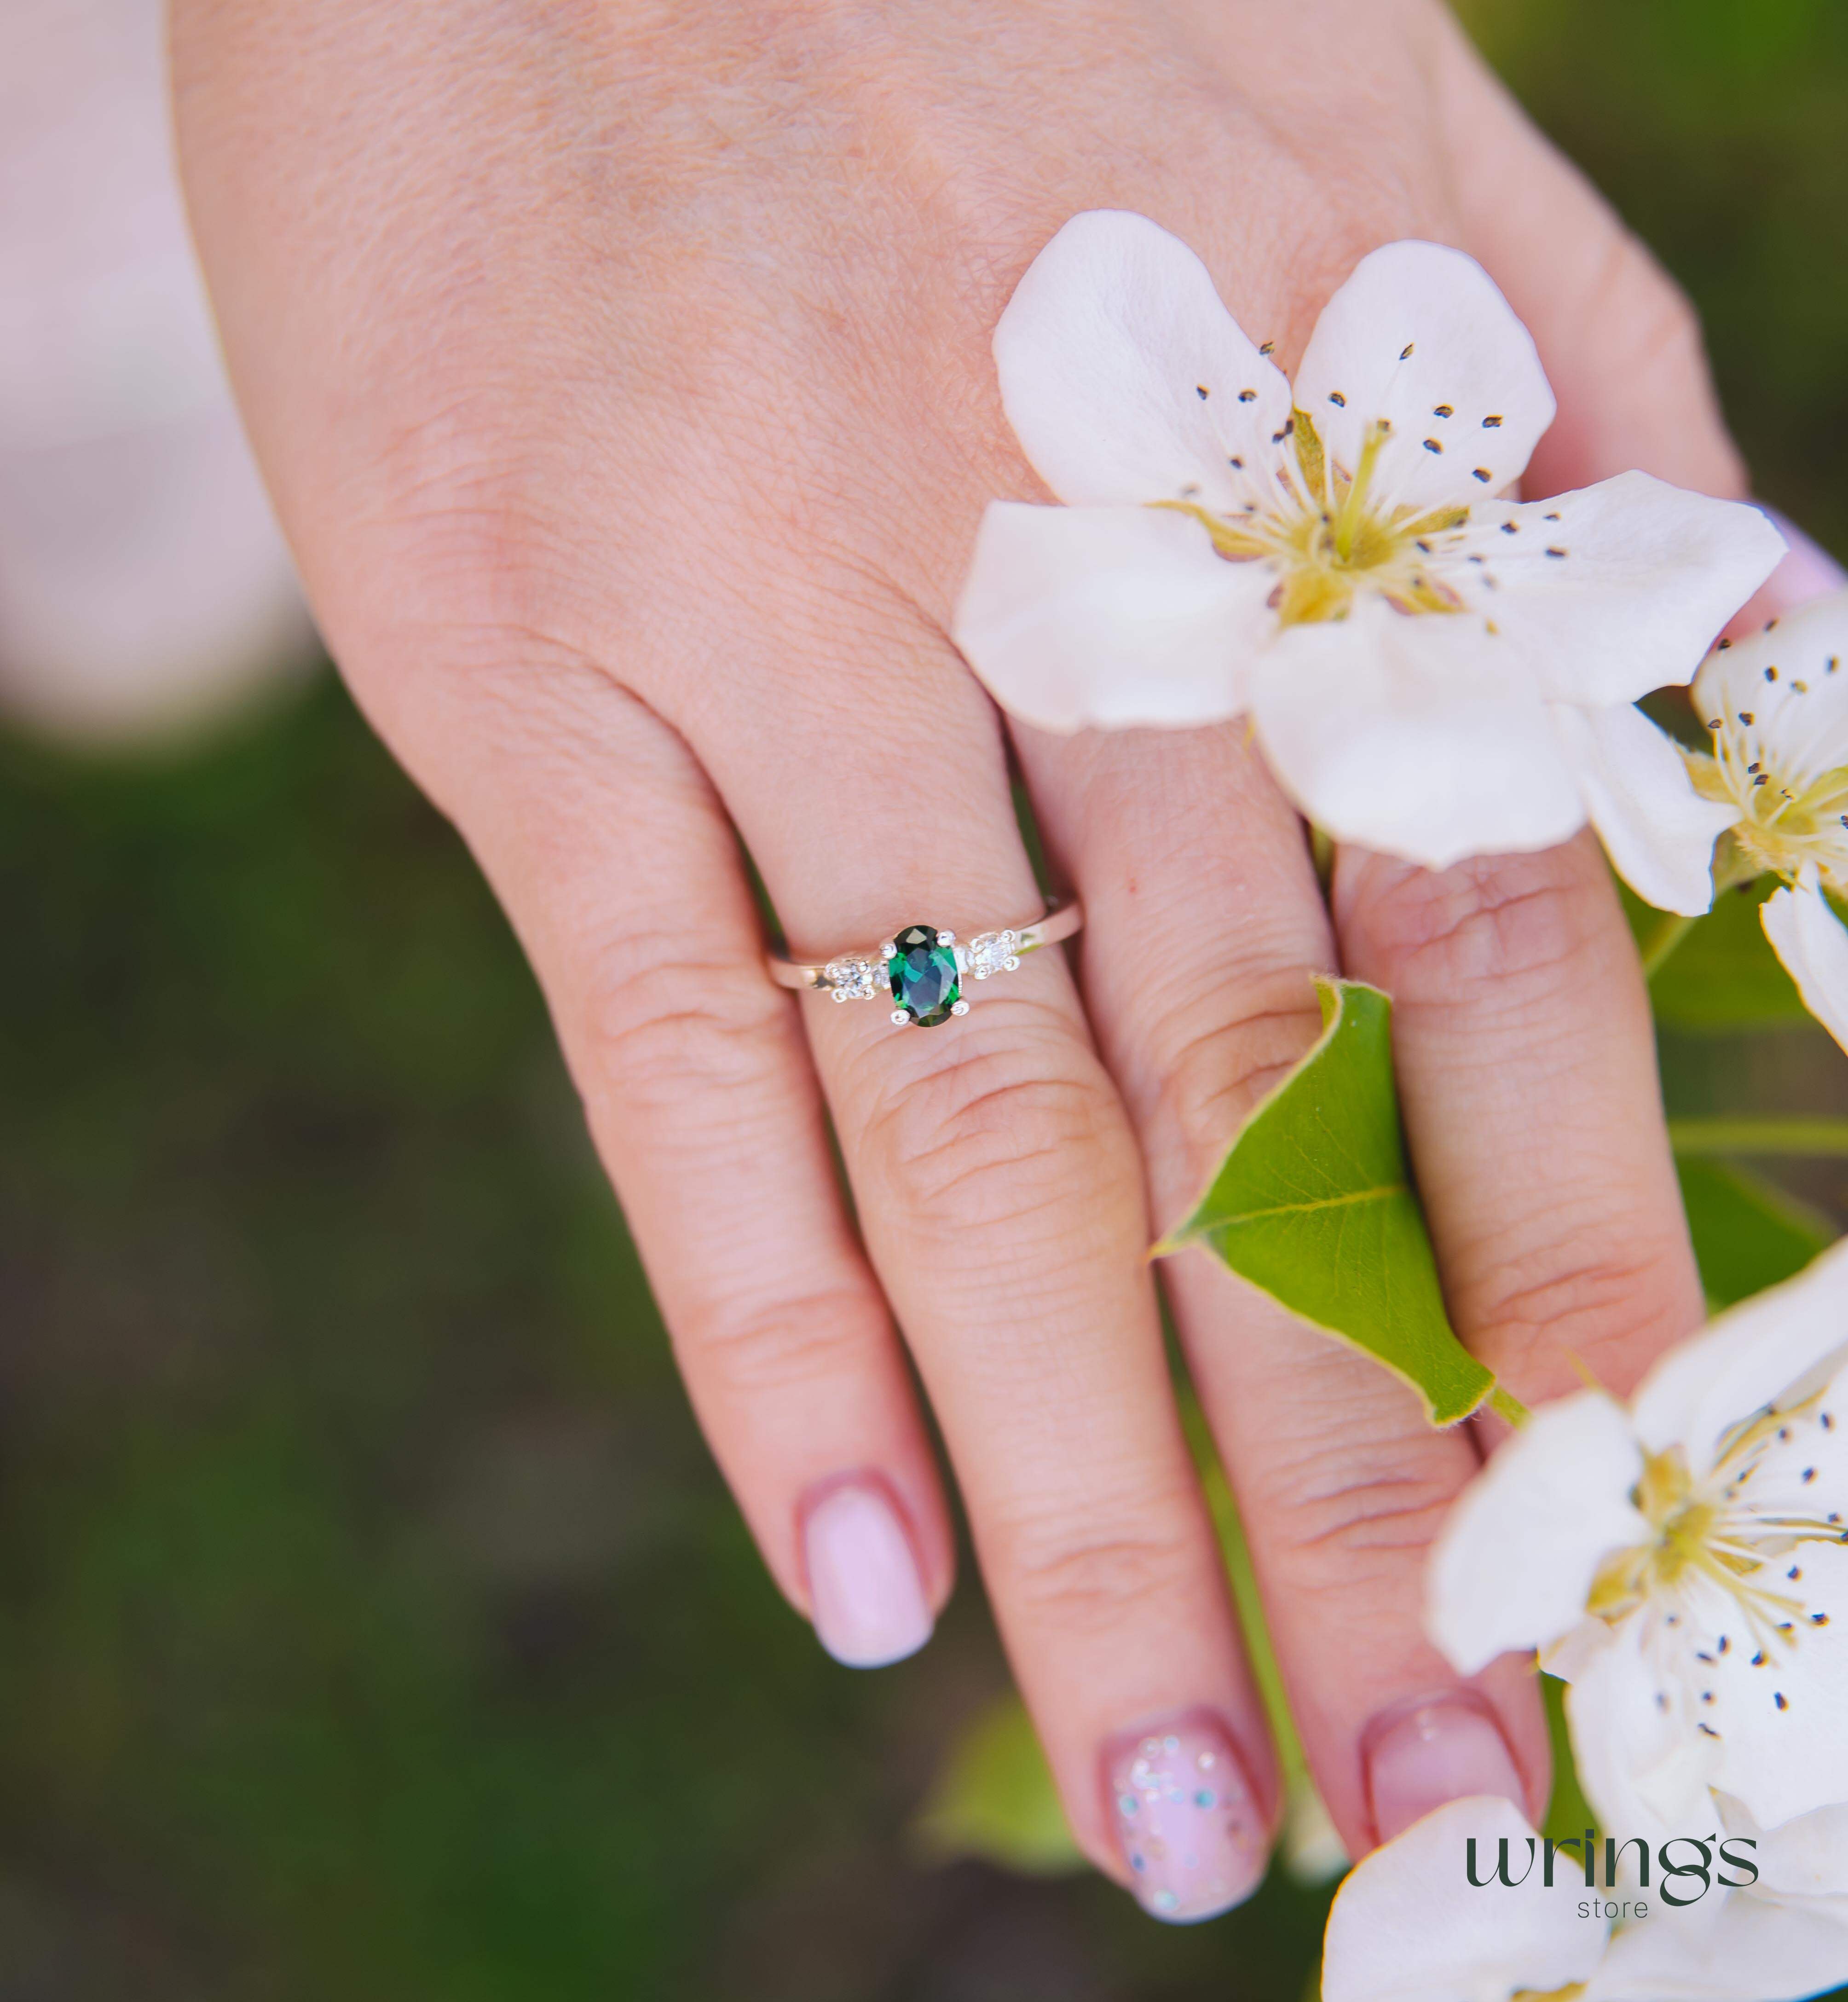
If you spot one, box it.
[888,924,960,1026]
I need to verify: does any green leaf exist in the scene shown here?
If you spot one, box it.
[1158,978,1498,1428]
[1540,1673,1597,1846]
[1628,878,1809,1030]
[1675,1155,1836,1308]
[908,1691,1083,1877]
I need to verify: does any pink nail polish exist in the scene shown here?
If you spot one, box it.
[1106,1713,1268,1922]
[1363,1696,1526,1845]
[801,1478,933,1669]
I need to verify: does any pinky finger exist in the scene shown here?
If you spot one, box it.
[412,658,955,1666]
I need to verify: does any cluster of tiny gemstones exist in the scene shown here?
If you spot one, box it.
[965,930,1022,980]
[824,956,880,1002]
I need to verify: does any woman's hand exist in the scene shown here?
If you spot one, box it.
[173,0,1748,1917]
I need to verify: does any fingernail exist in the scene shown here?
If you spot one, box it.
[801,1477,933,1669]
[1106,1712,1268,1923]
[1363,1696,1526,1845]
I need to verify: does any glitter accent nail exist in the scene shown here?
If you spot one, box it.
[1104,1712,1267,1923]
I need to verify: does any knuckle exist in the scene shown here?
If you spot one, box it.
[1469,1229,1696,1377]
[578,925,788,1113]
[1344,846,1605,1017]
[1142,973,1326,1172]
[857,1030,1135,1242]
[1002,1510,1210,1637]
[676,1284,879,1395]
[1256,1446,1460,1576]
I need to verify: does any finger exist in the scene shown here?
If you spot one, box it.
[1435,18,1747,500]
[381,654,954,1669]
[1334,830,1705,1407]
[690,643,1281,1918]
[1018,719,1550,1855]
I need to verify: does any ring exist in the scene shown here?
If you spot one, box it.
[767,897,1083,1027]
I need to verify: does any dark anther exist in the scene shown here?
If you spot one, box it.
[1544,510,1562,521]
[1329,391,1346,406]
[1767,665,1779,681]
[1718,637,1733,649]
[1433,403,1453,417]
[1196,384,1210,399]
[1502,522,1519,534]
[1546,547,1567,559]
[1423,438,1442,453]
[1740,712,1755,725]
[1777,1693,1790,1710]
[1472,468,1492,481]
[1259,341,1276,356]
[1238,388,1256,402]
[1483,414,1503,428]
[1228,456,1243,469]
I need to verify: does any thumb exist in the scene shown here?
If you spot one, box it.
[1434,21,1745,501]
[1436,22,1842,629]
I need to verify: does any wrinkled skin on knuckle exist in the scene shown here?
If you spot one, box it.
[1339,839,1627,1026]
[846,1019,1141,1253]
[993,1495,1214,1639]
[672,1284,880,1397]
[1462,1225,1699,1394]
[1139,972,1328,1194]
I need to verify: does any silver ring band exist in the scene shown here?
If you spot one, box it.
[767,897,1083,1027]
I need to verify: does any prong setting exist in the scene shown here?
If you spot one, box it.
[950,999,970,1016]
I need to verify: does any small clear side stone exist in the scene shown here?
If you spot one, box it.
[825,957,876,1000]
[966,930,1020,980]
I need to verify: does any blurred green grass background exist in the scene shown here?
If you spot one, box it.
[2,4,1846,1996]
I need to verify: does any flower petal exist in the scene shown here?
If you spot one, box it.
[1427,1391,1648,1675]
[1761,868,1848,1055]
[1696,587,1848,785]
[952,500,1278,731]
[1291,241,1554,516]
[1738,1794,1848,1901]
[1321,1798,1600,2002]
[1551,701,1732,915]
[1247,601,1584,869]
[1694,1539,1848,1831]
[1562,1613,1719,1844]
[1631,1233,1848,1469]
[1587,1888,1848,2002]
[993,210,1290,511]
[1451,475,1786,707]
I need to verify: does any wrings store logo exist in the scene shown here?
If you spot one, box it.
[1467,1829,1759,1920]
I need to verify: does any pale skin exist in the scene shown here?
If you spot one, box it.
[171,0,1774,1906]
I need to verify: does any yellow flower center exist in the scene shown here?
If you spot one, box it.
[1153,409,1473,627]
[1587,1429,1839,1646]
[1692,714,1848,890]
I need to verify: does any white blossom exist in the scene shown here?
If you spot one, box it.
[1429,1239,1848,1844]
[953,210,1783,871]
[1686,592,1848,1047]
[1322,1794,1848,2002]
